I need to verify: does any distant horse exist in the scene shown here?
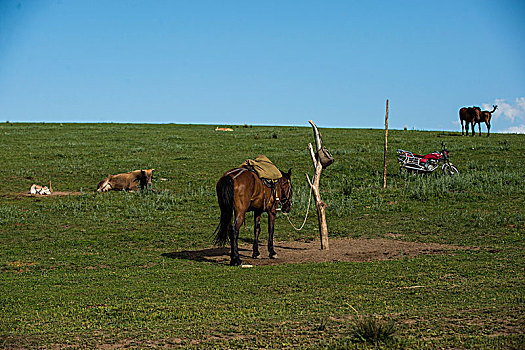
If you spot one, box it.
[459,106,481,136]
[475,105,497,137]
[214,167,293,266]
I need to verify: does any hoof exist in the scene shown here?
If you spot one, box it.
[230,259,242,266]
[252,253,260,259]
[269,254,278,260]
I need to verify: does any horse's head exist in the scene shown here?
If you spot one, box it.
[140,169,155,189]
[279,168,293,214]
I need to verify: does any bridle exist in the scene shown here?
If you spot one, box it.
[278,176,293,210]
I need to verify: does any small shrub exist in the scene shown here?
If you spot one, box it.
[349,315,396,344]
[312,315,397,349]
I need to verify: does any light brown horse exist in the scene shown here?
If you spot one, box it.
[475,105,497,136]
[214,167,292,266]
[97,169,154,192]
[459,106,481,136]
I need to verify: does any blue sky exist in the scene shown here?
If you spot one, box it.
[1,0,524,132]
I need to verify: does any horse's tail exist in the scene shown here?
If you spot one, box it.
[214,175,234,246]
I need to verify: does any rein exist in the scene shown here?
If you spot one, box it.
[282,176,312,231]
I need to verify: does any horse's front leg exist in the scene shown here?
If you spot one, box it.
[252,211,262,258]
[229,212,245,266]
[267,212,278,259]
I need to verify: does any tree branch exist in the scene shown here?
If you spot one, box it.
[309,120,323,152]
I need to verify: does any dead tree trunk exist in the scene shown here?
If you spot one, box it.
[306,120,329,250]
[383,99,389,188]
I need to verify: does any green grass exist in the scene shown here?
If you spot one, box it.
[1,123,524,348]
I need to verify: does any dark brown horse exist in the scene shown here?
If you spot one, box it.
[459,106,481,136]
[214,167,292,266]
[475,105,497,136]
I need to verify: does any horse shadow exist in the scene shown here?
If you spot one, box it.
[162,246,250,264]
[162,247,227,264]
[162,241,308,265]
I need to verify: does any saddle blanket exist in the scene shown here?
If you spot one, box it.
[239,155,282,181]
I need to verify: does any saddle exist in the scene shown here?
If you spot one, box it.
[239,155,282,186]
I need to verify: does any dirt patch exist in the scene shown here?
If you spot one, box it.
[165,238,472,266]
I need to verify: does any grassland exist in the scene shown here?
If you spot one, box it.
[1,122,524,349]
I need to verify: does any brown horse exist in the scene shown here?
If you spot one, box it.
[459,106,481,136]
[214,167,292,266]
[475,105,497,136]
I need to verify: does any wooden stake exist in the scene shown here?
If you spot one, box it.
[308,120,329,250]
[383,99,389,189]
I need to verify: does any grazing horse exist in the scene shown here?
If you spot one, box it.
[459,106,481,136]
[214,167,293,266]
[475,105,497,137]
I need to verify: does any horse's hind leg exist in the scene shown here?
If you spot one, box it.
[229,213,245,266]
[486,121,490,137]
[252,212,262,258]
[267,213,278,259]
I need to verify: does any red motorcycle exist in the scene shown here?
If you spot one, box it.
[397,143,459,175]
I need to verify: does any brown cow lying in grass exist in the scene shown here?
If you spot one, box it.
[97,169,155,192]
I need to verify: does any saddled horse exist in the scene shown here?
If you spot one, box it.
[214,167,292,266]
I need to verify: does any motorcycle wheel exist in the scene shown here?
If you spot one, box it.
[442,164,459,176]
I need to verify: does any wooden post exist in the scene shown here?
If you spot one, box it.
[307,120,329,250]
[383,99,389,189]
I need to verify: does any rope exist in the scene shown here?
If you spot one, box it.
[283,182,313,231]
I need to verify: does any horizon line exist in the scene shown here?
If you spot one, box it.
[2,120,523,134]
